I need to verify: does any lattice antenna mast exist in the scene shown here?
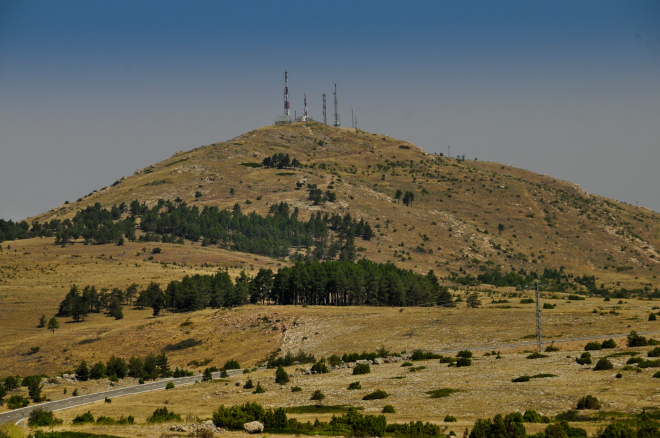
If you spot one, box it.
[303,93,308,119]
[284,70,291,117]
[322,94,327,124]
[535,281,543,353]
[333,84,340,127]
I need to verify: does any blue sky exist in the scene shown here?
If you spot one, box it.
[1,0,659,220]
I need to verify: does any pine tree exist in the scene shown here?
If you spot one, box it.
[76,361,90,381]
[47,317,59,333]
[38,314,47,328]
[275,365,289,385]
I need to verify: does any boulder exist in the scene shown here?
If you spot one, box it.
[244,421,264,434]
[374,358,384,365]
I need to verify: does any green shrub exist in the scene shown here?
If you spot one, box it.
[627,357,644,365]
[411,351,443,360]
[291,386,302,392]
[146,407,182,423]
[348,381,362,390]
[353,364,371,375]
[584,342,602,351]
[599,422,636,438]
[545,421,587,438]
[576,352,592,365]
[243,379,254,389]
[328,354,342,367]
[222,359,240,370]
[602,339,617,349]
[363,389,388,400]
[386,421,441,437]
[593,358,614,371]
[311,359,329,374]
[253,382,265,394]
[650,313,657,321]
[401,361,413,367]
[456,350,473,358]
[456,357,471,367]
[382,405,396,413]
[527,353,548,359]
[311,390,325,401]
[29,408,62,427]
[328,407,386,437]
[647,347,660,357]
[440,357,456,364]
[545,343,560,352]
[96,416,116,425]
[576,395,600,410]
[73,411,95,425]
[104,397,111,403]
[543,303,555,309]
[627,331,648,347]
[118,415,135,425]
[212,402,288,430]
[444,415,457,422]
[7,395,29,409]
[165,382,174,390]
[275,365,290,384]
[653,371,660,378]
[520,298,535,304]
[523,410,549,423]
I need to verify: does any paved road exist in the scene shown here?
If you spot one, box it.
[0,368,247,425]
[2,329,659,425]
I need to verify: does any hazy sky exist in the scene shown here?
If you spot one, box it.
[1,1,659,221]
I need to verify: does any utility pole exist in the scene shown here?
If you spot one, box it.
[352,109,354,128]
[535,281,542,353]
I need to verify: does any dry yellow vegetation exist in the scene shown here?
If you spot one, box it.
[2,123,660,436]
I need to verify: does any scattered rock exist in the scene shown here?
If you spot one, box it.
[244,421,264,434]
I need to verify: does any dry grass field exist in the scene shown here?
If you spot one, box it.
[2,123,660,437]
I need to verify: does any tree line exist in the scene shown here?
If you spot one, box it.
[58,260,452,318]
[0,199,374,262]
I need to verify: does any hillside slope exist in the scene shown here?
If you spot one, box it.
[29,122,660,287]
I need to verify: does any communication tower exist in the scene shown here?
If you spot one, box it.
[322,94,327,124]
[276,70,292,124]
[303,93,308,120]
[284,70,291,116]
[333,84,340,127]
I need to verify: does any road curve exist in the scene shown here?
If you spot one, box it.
[2,330,659,425]
[0,369,246,425]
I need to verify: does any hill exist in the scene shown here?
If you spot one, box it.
[22,121,660,286]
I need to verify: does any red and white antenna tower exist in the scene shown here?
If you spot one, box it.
[284,70,291,117]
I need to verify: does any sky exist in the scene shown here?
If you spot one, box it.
[0,0,659,221]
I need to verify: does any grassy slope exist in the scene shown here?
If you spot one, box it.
[28,122,660,285]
